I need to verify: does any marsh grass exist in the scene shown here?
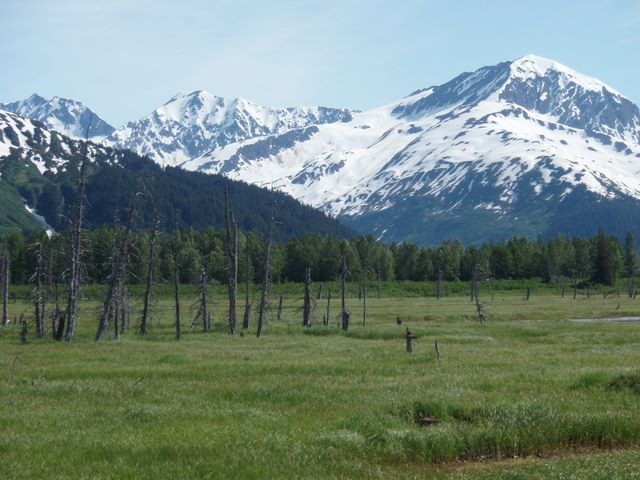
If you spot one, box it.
[1,287,640,478]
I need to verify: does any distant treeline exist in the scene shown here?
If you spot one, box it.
[1,227,636,287]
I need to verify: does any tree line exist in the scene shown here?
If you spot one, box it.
[1,227,636,288]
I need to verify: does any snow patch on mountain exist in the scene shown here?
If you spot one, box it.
[0,94,115,140]
[179,55,640,224]
[105,90,354,167]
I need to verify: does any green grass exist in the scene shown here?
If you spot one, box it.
[0,180,42,237]
[1,287,640,478]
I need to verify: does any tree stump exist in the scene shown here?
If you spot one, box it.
[416,416,441,426]
[406,333,418,352]
[19,315,27,344]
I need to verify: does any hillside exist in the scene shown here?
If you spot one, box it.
[5,55,640,244]
[0,110,353,240]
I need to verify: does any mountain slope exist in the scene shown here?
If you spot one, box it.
[0,110,353,240]
[105,90,354,167]
[6,56,640,245]
[0,94,115,140]
[177,55,640,244]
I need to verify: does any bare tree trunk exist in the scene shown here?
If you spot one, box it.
[471,266,477,303]
[173,260,181,340]
[362,260,367,327]
[48,244,58,339]
[121,287,130,333]
[340,255,349,331]
[303,266,311,327]
[256,198,275,338]
[225,186,238,334]
[573,272,577,300]
[96,195,138,341]
[201,261,208,332]
[31,242,46,338]
[377,258,381,299]
[475,283,485,324]
[173,215,181,340]
[20,314,27,344]
[113,295,120,340]
[192,258,208,332]
[325,289,331,326]
[2,248,10,326]
[55,312,66,342]
[242,240,251,330]
[277,295,283,321]
[64,128,90,342]
[139,217,159,336]
[52,280,63,341]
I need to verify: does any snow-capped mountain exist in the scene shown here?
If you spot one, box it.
[0,109,353,238]
[0,94,115,140]
[105,91,354,167]
[0,109,119,174]
[174,55,640,243]
[4,55,640,244]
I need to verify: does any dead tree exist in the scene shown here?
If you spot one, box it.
[55,312,66,341]
[113,293,120,340]
[1,246,9,326]
[49,238,65,341]
[51,257,65,342]
[64,125,90,341]
[30,242,46,338]
[405,328,417,352]
[95,195,138,341]
[362,261,367,327]
[20,314,28,344]
[139,216,159,336]
[47,242,61,340]
[437,267,445,300]
[472,265,486,324]
[340,255,350,331]
[242,240,251,330]
[303,266,311,327]
[121,287,130,333]
[192,258,209,332]
[475,295,485,324]
[376,258,382,299]
[276,295,283,321]
[325,289,331,325]
[572,271,578,300]
[225,186,238,334]
[471,266,478,303]
[256,197,275,338]
[173,214,182,340]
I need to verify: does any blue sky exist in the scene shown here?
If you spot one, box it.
[2,0,639,127]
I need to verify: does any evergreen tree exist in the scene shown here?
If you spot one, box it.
[624,231,638,297]
[592,229,616,285]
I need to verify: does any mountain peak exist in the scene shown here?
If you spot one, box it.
[509,54,620,96]
[165,90,220,104]
[0,94,114,139]
[26,93,47,104]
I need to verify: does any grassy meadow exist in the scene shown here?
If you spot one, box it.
[1,282,640,479]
